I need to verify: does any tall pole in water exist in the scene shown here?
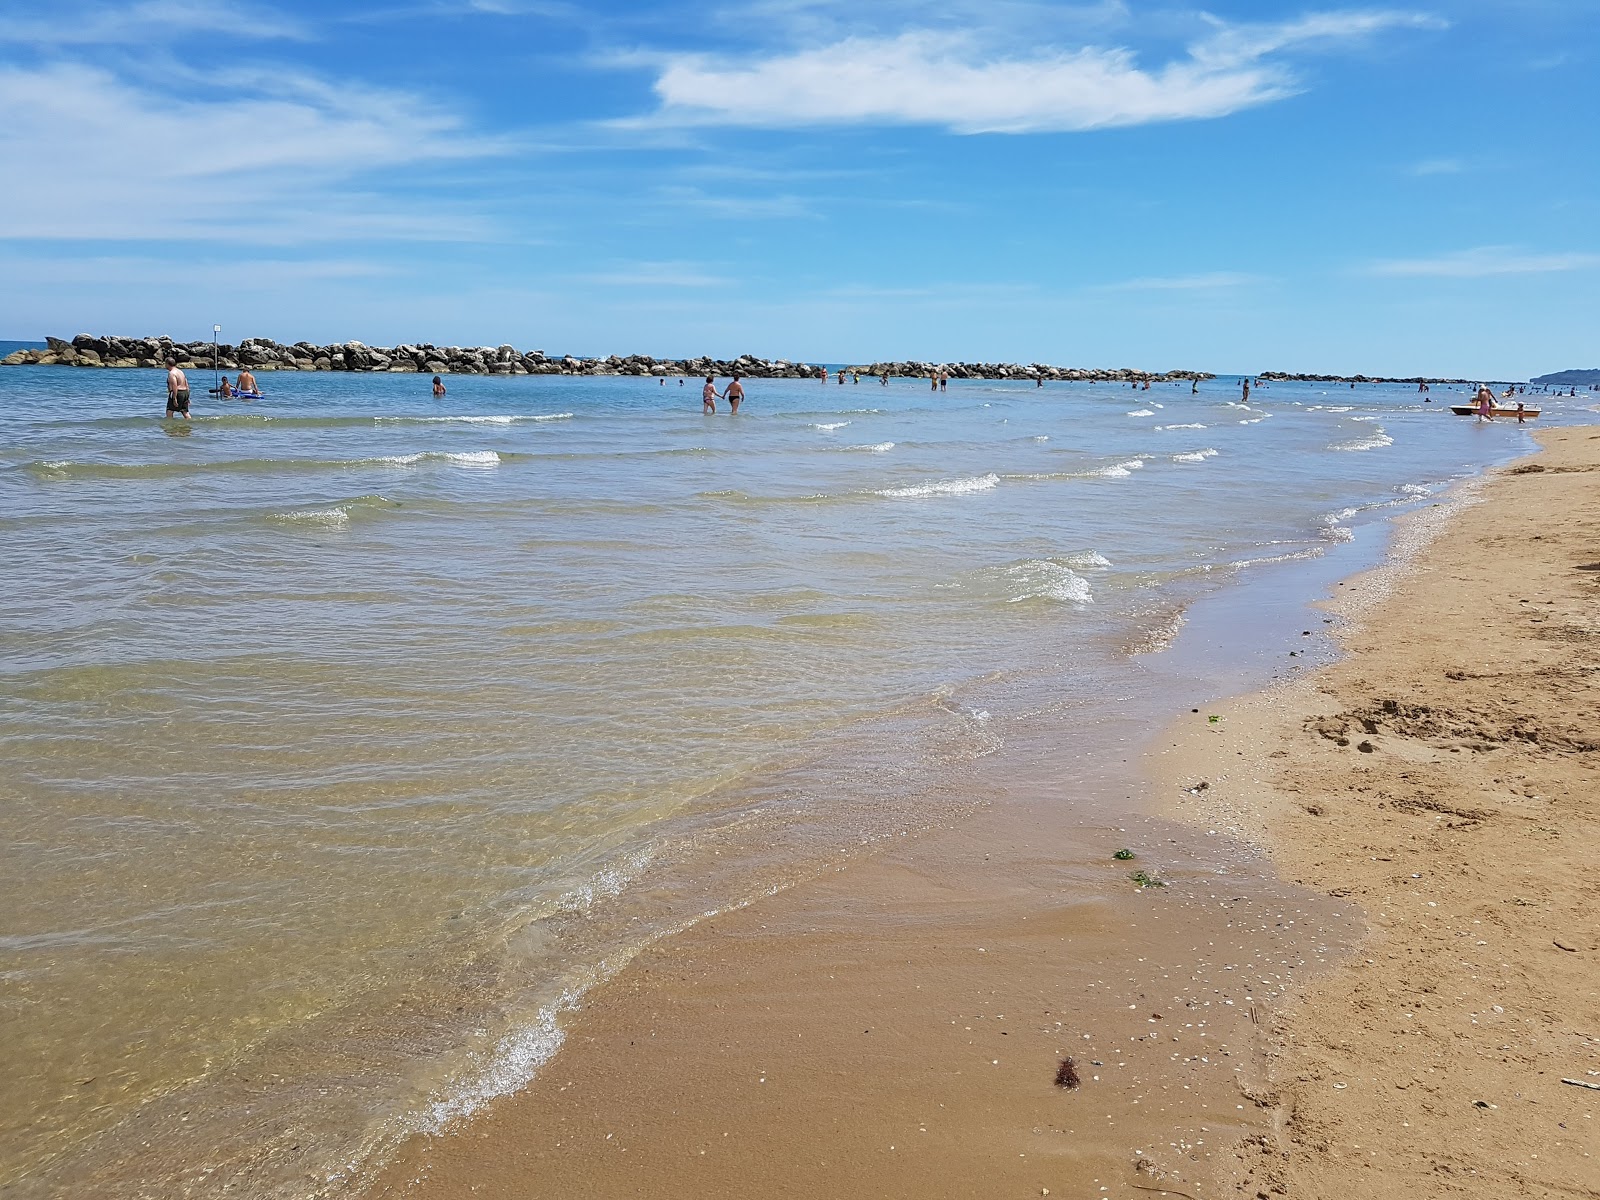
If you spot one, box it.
[213,325,221,395]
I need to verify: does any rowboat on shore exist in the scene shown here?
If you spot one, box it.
[1450,404,1541,418]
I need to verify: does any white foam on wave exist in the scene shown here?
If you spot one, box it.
[363,450,503,468]
[843,442,895,453]
[1060,550,1113,568]
[1094,458,1146,478]
[1001,559,1093,605]
[1127,408,1155,417]
[1239,417,1266,425]
[1172,448,1219,463]
[1156,422,1207,431]
[1330,432,1394,452]
[811,421,851,431]
[420,848,659,1132]
[1398,482,1433,496]
[377,413,572,425]
[272,506,351,527]
[877,473,999,499]
[1031,434,1050,441]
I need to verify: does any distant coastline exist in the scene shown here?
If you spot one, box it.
[2,334,1214,382]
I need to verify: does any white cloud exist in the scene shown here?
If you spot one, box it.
[570,260,738,288]
[1365,246,1600,278]
[0,63,511,241]
[1,0,308,45]
[1410,157,1464,175]
[628,10,1444,133]
[1098,271,1265,291]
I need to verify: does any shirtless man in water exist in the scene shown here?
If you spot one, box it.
[726,375,745,414]
[165,358,191,419]
[235,367,260,395]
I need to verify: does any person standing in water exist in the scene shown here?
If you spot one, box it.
[165,357,191,419]
[1475,383,1495,422]
[726,375,745,414]
[432,375,447,397]
[236,367,260,395]
[702,375,722,413]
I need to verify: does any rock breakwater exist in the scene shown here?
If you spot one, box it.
[2,335,1213,383]
[1258,370,1475,385]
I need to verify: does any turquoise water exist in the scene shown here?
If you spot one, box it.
[0,363,1579,1196]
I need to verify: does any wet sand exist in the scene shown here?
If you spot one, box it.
[367,428,1597,1200]
[1154,426,1600,1196]
[368,702,1355,1200]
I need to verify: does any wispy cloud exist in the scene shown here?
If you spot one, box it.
[1410,157,1464,175]
[1365,246,1600,277]
[0,62,512,242]
[1,0,309,44]
[642,185,817,220]
[569,260,738,288]
[620,9,1444,133]
[1097,271,1266,291]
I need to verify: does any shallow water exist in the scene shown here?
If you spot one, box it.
[0,363,1580,1196]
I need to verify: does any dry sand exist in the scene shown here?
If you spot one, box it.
[1155,425,1600,1197]
[368,427,1598,1200]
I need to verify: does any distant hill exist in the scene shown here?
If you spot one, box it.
[1531,368,1600,386]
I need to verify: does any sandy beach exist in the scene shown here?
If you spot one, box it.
[367,426,1599,1200]
[1154,425,1600,1197]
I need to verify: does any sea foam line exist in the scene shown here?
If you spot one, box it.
[1171,448,1219,463]
[1094,458,1146,478]
[1330,432,1394,452]
[362,450,503,468]
[376,413,573,425]
[876,473,999,498]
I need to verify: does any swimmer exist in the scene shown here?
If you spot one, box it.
[432,375,446,397]
[216,375,233,398]
[702,375,722,413]
[727,374,745,414]
[236,367,259,395]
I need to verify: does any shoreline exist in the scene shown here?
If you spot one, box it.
[357,432,1596,1200]
[348,462,1498,1199]
[1152,426,1600,1196]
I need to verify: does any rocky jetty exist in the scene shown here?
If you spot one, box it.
[847,361,1213,383]
[1258,370,1475,385]
[2,335,1213,383]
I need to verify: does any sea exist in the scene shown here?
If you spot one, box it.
[0,349,1588,1197]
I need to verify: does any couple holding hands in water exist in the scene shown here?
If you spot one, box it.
[702,375,744,414]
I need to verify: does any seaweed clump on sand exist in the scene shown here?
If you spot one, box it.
[1129,870,1167,888]
[1054,1057,1081,1089]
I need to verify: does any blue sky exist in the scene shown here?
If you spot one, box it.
[1,0,1595,375]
